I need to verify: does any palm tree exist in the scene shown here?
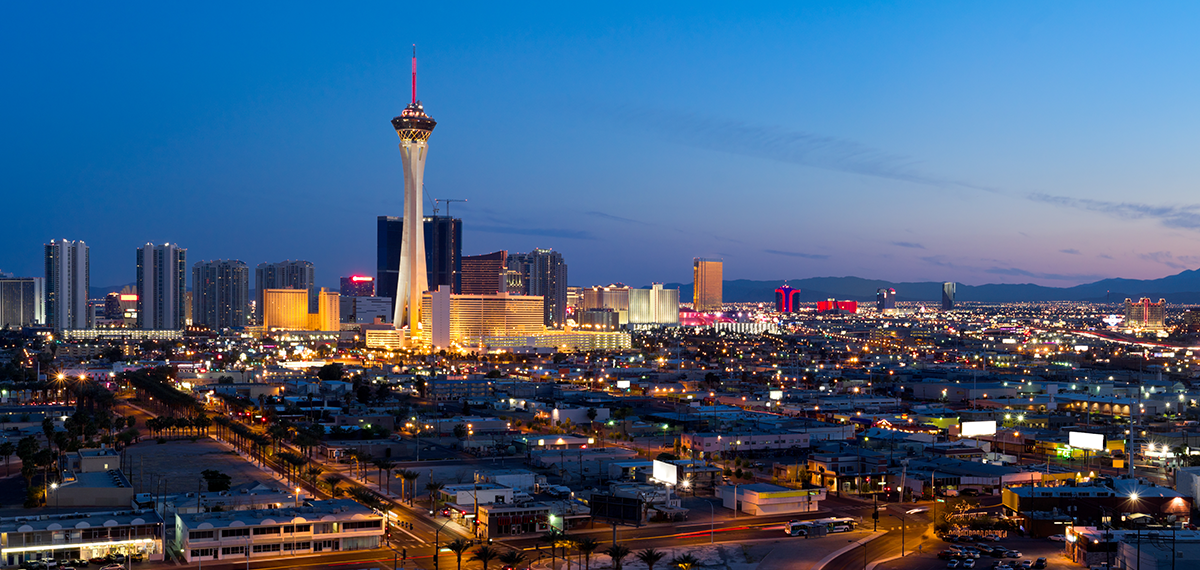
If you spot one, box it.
[427,480,445,508]
[540,530,564,569]
[0,441,14,477]
[499,550,528,570]
[636,549,665,570]
[669,553,699,570]
[470,545,500,570]
[374,459,396,495]
[604,544,631,570]
[574,537,599,570]
[402,469,421,503]
[323,474,345,497]
[447,539,472,570]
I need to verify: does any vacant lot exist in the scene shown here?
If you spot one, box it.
[124,437,277,494]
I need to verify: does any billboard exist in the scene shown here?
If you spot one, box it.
[590,493,643,525]
[616,380,631,389]
[769,390,783,400]
[960,420,997,437]
[1069,431,1106,451]
[652,459,678,485]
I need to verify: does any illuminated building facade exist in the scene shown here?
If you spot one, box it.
[136,243,187,330]
[578,308,620,330]
[582,285,630,323]
[378,216,463,312]
[629,283,679,324]
[420,288,545,350]
[340,275,375,297]
[45,239,90,330]
[192,260,249,330]
[876,287,896,313]
[482,331,632,351]
[941,282,956,310]
[255,260,315,321]
[1124,297,1166,330]
[310,289,340,331]
[390,61,438,340]
[0,277,44,328]
[693,258,722,312]
[507,249,568,328]
[816,299,858,314]
[775,284,800,313]
[262,289,309,330]
[461,251,507,295]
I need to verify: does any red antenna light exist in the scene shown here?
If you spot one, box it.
[411,44,417,105]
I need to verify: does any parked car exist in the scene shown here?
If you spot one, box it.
[990,549,1010,558]
[1020,561,1033,569]
[1048,534,1066,542]
[947,561,961,569]
[1006,552,1023,559]
[1034,559,1047,569]
[983,534,1001,542]
[100,565,124,570]
[963,560,977,569]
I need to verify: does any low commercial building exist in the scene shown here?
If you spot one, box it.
[174,499,383,564]
[716,483,826,516]
[1002,479,1192,537]
[680,431,812,458]
[0,509,164,567]
[440,483,515,509]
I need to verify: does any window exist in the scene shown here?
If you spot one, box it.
[343,520,383,531]
[313,523,337,534]
[282,524,312,533]
[253,527,281,535]
[221,546,246,556]
[191,548,216,558]
[222,528,251,538]
[189,530,215,540]
[253,544,282,553]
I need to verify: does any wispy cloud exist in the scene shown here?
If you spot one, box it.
[1060,249,1081,255]
[586,211,643,224]
[1098,253,1114,260]
[472,225,597,240]
[1027,193,1200,231]
[1136,251,1200,270]
[891,241,926,249]
[983,266,1102,282]
[765,249,830,260]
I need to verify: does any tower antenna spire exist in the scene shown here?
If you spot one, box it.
[411,44,417,105]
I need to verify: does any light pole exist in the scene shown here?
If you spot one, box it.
[705,499,715,544]
[49,482,58,514]
[433,518,452,570]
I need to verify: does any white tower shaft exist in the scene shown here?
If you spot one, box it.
[394,139,429,336]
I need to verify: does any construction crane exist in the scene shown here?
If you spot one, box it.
[432,198,467,218]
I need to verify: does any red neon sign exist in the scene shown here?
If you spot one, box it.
[351,276,373,282]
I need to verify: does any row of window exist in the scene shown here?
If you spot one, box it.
[189,521,378,542]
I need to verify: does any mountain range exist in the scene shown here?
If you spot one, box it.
[658,268,1200,304]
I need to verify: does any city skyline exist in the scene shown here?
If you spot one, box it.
[7,3,1200,289]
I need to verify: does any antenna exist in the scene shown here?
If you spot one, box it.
[411,44,417,105]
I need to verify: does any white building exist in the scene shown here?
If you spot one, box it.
[440,483,514,508]
[174,499,382,564]
[44,239,90,330]
[0,509,164,567]
[717,483,826,516]
[629,283,679,325]
[136,243,187,330]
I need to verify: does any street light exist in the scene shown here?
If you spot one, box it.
[433,518,453,570]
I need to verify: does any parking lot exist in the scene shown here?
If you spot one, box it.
[876,536,1078,570]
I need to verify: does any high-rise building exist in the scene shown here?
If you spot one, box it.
[262,289,309,330]
[507,249,568,327]
[775,284,801,313]
[420,288,546,350]
[390,64,438,338]
[461,251,507,295]
[629,283,680,325]
[941,282,956,310]
[817,299,858,314]
[693,258,723,312]
[876,288,896,313]
[256,260,315,318]
[0,277,45,329]
[137,243,187,330]
[192,260,249,330]
[340,275,376,297]
[340,296,392,324]
[44,239,90,330]
[582,285,631,323]
[311,289,340,331]
[103,292,122,321]
[1125,298,1166,331]
[377,216,462,310]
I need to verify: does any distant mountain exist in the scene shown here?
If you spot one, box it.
[656,268,1200,304]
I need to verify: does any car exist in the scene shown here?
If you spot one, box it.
[100,565,123,570]
[939,551,957,560]
[963,560,976,569]
[1048,534,1066,542]
[88,560,107,567]
[962,488,980,496]
[991,549,1010,558]
[946,535,961,543]
[984,534,1001,542]
[947,561,961,569]
[960,535,977,543]
[1006,552,1022,559]
[1020,561,1033,569]
[1034,559,1047,569]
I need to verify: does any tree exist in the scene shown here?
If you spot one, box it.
[317,363,344,382]
[499,550,528,570]
[669,554,699,570]
[541,530,565,569]
[586,408,598,423]
[574,537,600,570]
[324,474,345,497]
[426,480,445,508]
[373,458,396,494]
[402,469,420,504]
[201,469,232,492]
[637,549,665,570]
[356,385,373,405]
[446,539,472,570]
[453,423,468,440]
[604,544,631,570]
[0,441,13,477]
[470,545,500,570]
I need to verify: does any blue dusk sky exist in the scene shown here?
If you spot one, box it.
[5,2,1200,290]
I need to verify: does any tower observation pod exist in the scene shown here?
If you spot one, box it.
[391,48,437,341]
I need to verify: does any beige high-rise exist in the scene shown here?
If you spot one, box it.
[693,258,723,312]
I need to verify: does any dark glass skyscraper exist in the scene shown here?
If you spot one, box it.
[507,248,568,328]
[942,282,956,310]
[193,260,249,330]
[877,288,896,312]
[256,260,315,318]
[461,251,506,295]
[377,215,462,313]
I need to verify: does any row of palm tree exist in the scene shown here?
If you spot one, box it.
[442,539,685,570]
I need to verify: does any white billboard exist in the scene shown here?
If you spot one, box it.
[1069,431,1106,452]
[652,460,678,486]
[769,390,783,400]
[960,420,997,437]
[616,380,631,389]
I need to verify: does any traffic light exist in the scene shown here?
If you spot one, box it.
[402,548,407,561]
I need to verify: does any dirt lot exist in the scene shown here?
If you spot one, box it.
[124,437,278,494]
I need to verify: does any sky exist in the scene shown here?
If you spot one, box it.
[6,2,1200,291]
